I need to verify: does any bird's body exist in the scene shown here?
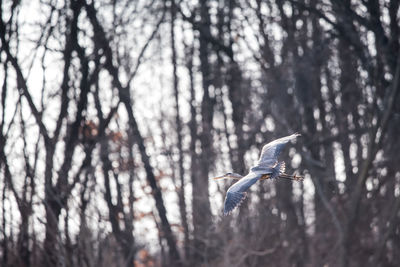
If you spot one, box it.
[213,133,303,215]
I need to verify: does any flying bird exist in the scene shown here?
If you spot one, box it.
[213,133,303,215]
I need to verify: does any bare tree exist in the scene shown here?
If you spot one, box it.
[1,1,399,267]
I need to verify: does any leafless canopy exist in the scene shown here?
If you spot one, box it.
[0,0,399,267]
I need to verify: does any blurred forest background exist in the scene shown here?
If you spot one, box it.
[0,0,399,266]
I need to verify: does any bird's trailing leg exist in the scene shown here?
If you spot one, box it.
[279,173,304,182]
[260,173,303,181]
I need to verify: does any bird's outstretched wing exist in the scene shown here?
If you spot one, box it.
[223,172,261,215]
[257,133,300,167]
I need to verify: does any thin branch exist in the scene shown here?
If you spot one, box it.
[126,9,166,88]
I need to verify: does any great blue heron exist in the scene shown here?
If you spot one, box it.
[213,133,303,215]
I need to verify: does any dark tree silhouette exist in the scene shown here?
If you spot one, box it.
[0,0,399,267]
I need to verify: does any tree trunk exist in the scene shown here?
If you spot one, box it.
[191,0,214,264]
[170,0,190,262]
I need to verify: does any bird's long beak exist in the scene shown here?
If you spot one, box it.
[213,175,227,180]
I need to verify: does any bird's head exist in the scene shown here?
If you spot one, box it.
[212,172,243,180]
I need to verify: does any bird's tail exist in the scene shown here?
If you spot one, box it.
[271,161,285,179]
